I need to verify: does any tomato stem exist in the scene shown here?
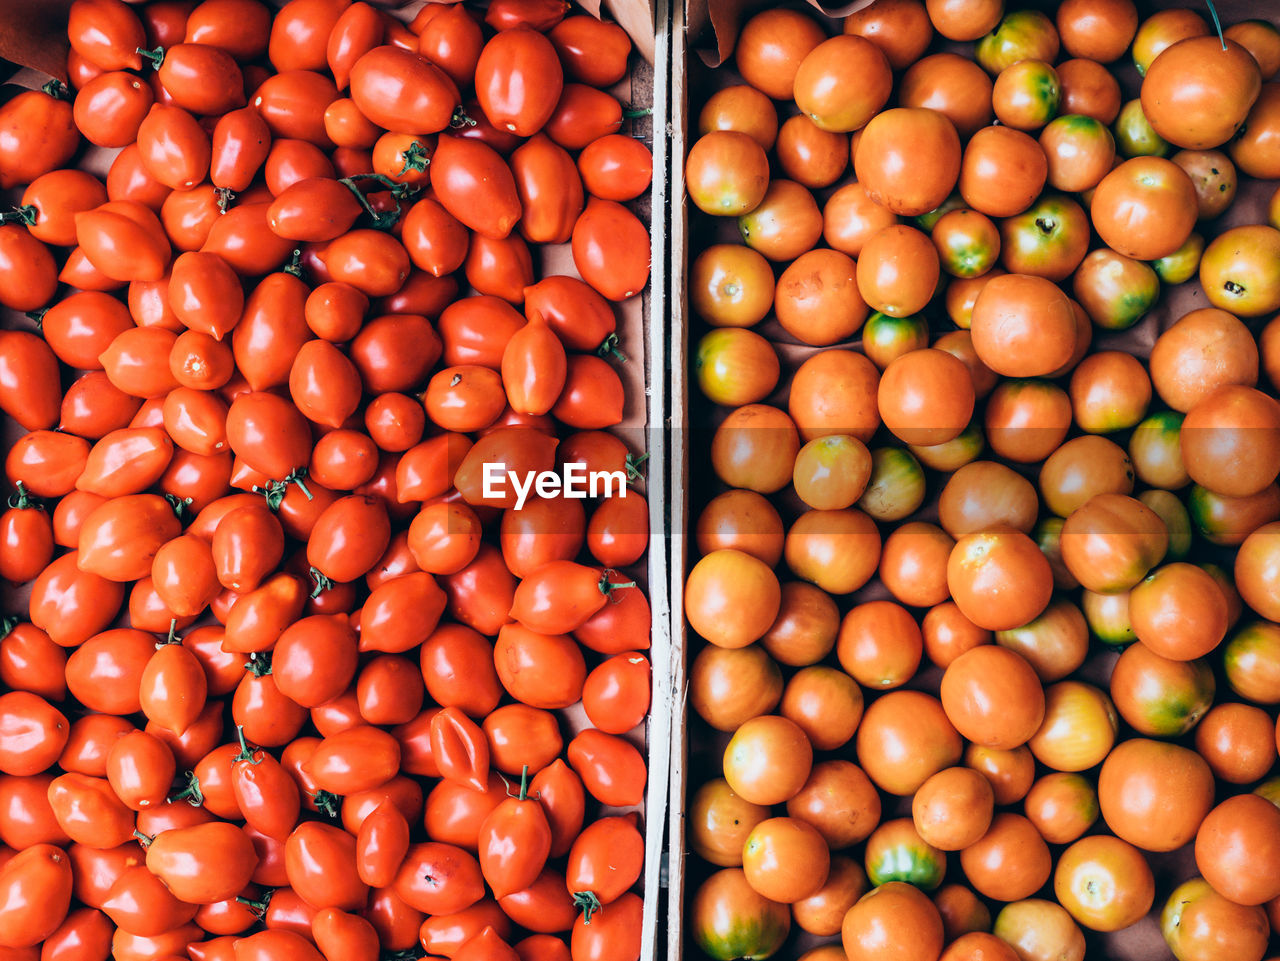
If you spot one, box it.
[572,890,602,924]
[216,188,235,214]
[233,725,262,765]
[598,571,638,598]
[309,567,334,599]
[25,308,46,328]
[244,650,273,677]
[0,616,17,640]
[164,493,193,521]
[168,771,205,806]
[235,892,273,917]
[136,45,166,70]
[625,451,649,483]
[7,481,42,511]
[0,205,37,227]
[449,105,477,129]
[161,618,182,646]
[339,174,417,230]
[596,333,627,363]
[622,107,652,119]
[283,249,304,278]
[310,789,343,818]
[40,80,70,101]
[132,830,154,847]
[1205,0,1226,50]
[398,141,430,176]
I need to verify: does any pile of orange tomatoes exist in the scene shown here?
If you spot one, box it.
[0,1,655,961]
[682,1,1280,959]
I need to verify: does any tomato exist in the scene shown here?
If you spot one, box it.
[0,86,80,191]
[0,843,73,948]
[0,227,54,314]
[472,27,562,139]
[1162,878,1270,961]
[1097,738,1213,853]
[577,135,652,202]
[40,906,114,961]
[548,16,629,87]
[349,46,459,135]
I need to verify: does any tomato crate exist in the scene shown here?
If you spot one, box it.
[668,1,1280,960]
[0,1,675,959]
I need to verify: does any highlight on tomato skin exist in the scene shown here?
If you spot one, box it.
[0,1,658,960]
[683,1,1280,959]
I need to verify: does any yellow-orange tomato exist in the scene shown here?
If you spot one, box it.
[1054,835,1154,932]
[857,225,940,318]
[734,8,826,101]
[843,882,944,961]
[775,115,848,189]
[1068,350,1150,433]
[959,126,1048,218]
[1089,156,1198,261]
[898,52,994,138]
[941,645,1045,754]
[1199,224,1280,318]
[992,60,1060,131]
[737,179,823,262]
[780,666,864,752]
[1150,308,1258,413]
[1129,562,1228,661]
[1162,877,1271,961]
[931,208,1001,280]
[1133,8,1209,75]
[926,0,1004,40]
[1028,680,1118,772]
[775,248,868,346]
[994,599,1090,683]
[694,328,779,408]
[792,434,872,511]
[1194,702,1277,785]
[1172,148,1239,219]
[970,273,1076,378]
[823,182,900,260]
[853,107,962,216]
[788,349,881,443]
[879,522,953,608]
[1058,57,1122,123]
[698,85,779,150]
[792,856,869,937]
[1231,84,1280,180]
[1024,772,1098,845]
[792,35,892,133]
[1056,0,1138,62]
[1224,619,1280,704]
[837,600,922,691]
[938,459,1038,537]
[689,244,776,328]
[1225,19,1280,80]
[784,508,881,595]
[723,714,812,807]
[684,549,781,649]
[710,403,801,494]
[934,885,993,942]
[1039,114,1116,192]
[1194,794,1280,906]
[1236,521,1280,621]
[877,348,973,446]
[759,581,840,666]
[695,489,784,566]
[787,759,882,848]
[843,0,934,70]
[911,766,994,851]
[959,813,1052,904]
[855,690,962,796]
[689,644,783,731]
[948,528,1054,632]
[1039,435,1135,517]
[984,379,1072,464]
[965,744,1037,805]
[741,816,830,904]
[685,131,770,217]
[923,601,992,669]
[688,778,769,867]
[1141,36,1261,150]
[1097,738,1214,852]
[1109,641,1215,737]
[1059,493,1168,595]
[994,900,1087,961]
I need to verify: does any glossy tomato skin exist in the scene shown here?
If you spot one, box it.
[431,135,522,240]
[571,198,650,301]
[349,46,460,135]
[475,27,564,138]
[0,843,74,947]
[0,88,80,191]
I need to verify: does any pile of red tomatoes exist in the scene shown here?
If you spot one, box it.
[682,1,1280,960]
[0,1,655,960]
